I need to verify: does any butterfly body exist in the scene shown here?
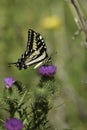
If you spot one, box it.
[9,29,48,70]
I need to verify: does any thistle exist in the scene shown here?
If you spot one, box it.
[0,64,57,130]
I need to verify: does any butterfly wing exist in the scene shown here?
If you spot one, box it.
[25,29,48,67]
[25,29,37,56]
[9,29,48,70]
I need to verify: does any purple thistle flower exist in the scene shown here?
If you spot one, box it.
[5,118,23,130]
[39,65,57,77]
[4,77,16,88]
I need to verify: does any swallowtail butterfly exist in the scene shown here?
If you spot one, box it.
[9,29,48,70]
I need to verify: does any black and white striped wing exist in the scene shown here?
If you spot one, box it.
[9,29,48,70]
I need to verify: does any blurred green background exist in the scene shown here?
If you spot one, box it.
[0,0,87,130]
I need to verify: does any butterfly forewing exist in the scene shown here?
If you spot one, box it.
[27,29,37,51]
[9,29,48,70]
[25,30,48,67]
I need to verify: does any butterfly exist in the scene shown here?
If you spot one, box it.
[9,29,48,70]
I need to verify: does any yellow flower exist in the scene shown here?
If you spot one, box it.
[41,16,63,29]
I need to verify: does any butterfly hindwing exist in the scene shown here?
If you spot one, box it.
[9,29,48,70]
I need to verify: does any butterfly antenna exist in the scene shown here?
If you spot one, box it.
[8,62,17,67]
